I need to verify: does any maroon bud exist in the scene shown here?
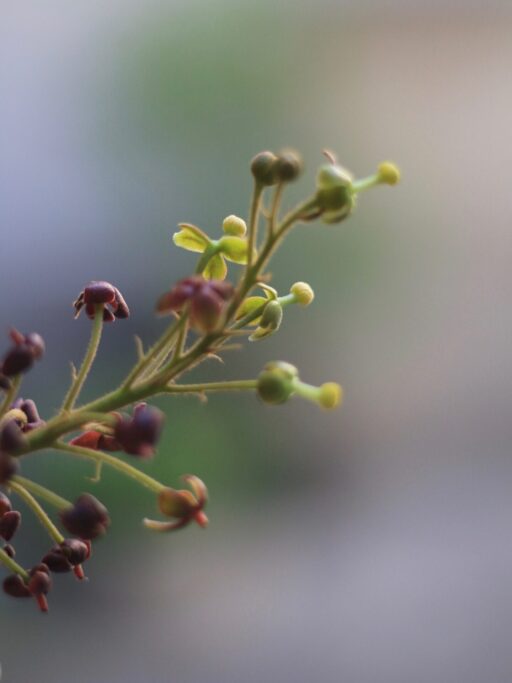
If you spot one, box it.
[2,345,34,376]
[60,494,110,540]
[3,574,31,598]
[28,566,52,612]
[0,420,27,453]
[0,492,12,516]
[0,375,10,391]
[0,510,21,541]
[24,333,45,359]
[61,538,89,565]
[0,452,19,484]
[114,404,164,458]
[3,544,15,558]
[41,549,72,573]
[83,281,116,305]
[19,399,40,424]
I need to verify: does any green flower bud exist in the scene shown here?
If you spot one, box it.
[275,150,303,183]
[290,282,314,306]
[249,300,283,341]
[222,214,247,237]
[250,151,279,186]
[315,163,356,223]
[257,361,298,404]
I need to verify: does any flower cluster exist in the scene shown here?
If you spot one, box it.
[0,148,399,612]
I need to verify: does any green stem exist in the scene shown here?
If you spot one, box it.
[195,243,222,275]
[11,475,71,511]
[165,379,257,394]
[246,182,264,270]
[121,315,186,389]
[0,547,29,581]
[61,305,104,411]
[352,174,379,193]
[268,183,284,237]
[8,480,64,544]
[0,376,22,419]
[53,442,166,494]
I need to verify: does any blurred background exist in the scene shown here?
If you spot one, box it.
[2,0,512,681]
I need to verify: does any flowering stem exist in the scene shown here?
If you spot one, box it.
[53,441,166,494]
[165,379,257,394]
[11,475,71,511]
[246,182,264,270]
[61,305,104,412]
[8,480,64,544]
[0,547,29,581]
[268,183,284,237]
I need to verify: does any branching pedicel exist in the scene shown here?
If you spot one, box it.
[0,150,399,611]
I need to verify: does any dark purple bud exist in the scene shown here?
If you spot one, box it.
[0,420,27,453]
[83,281,116,305]
[0,492,12,517]
[3,574,31,598]
[0,375,10,391]
[0,452,19,484]
[24,333,45,359]
[41,549,72,573]
[2,345,34,376]
[0,511,21,541]
[61,538,89,565]
[60,493,110,540]
[28,566,52,612]
[3,544,15,558]
[114,404,164,458]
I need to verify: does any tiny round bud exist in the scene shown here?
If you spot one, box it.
[3,574,31,598]
[250,151,279,186]
[275,150,303,182]
[0,510,21,541]
[257,361,298,405]
[2,346,34,376]
[290,282,314,306]
[0,420,27,454]
[24,333,45,359]
[377,161,400,186]
[222,215,247,237]
[60,494,110,540]
[83,281,116,305]
[317,382,343,410]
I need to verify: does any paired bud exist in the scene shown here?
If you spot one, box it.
[114,403,164,459]
[1,329,45,378]
[73,281,130,322]
[251,149,303,186]
[3,564,52,612]
[42,538,90,579]
[156,276,234,332]
[144,475,208,532]
[60,493,110,540]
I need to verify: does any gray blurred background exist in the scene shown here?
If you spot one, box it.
[2,1,512,681]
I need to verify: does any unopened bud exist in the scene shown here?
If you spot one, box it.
[290,282,314,306]
[222,215,247,237]
[250,151,279,186]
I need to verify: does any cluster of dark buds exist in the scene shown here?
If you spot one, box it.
[0,148,399,611]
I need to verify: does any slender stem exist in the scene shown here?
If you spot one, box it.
[165,379,257,394]
[352,174,379,193]
[61,305,104,411]
[122,314,186,389]
[195,243,221,275]
[268,183,284,237]
[0,547,29,580]
[11,475,71,511]
[246,182,264,270]
[0,376,22,419]
[8,480,64,544]
[53,442,165,494]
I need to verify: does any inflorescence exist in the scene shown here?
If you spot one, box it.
[0,150,399,611]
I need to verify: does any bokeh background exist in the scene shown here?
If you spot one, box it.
[2,1,512,681]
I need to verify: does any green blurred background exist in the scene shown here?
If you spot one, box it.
[2,1,512,681]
